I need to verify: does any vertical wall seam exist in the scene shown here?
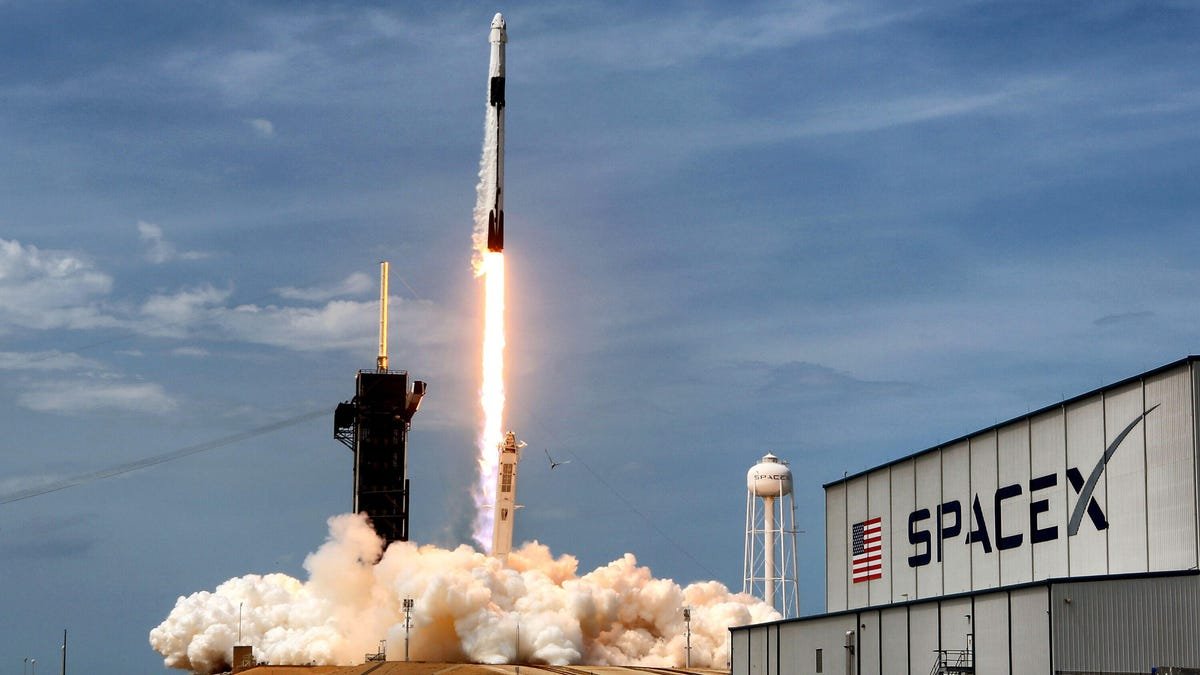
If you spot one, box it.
[1142,378,1150,571]
[902,598,912,672]
[1193,361,1199,571]
[1102,389,1110,574]
[890,464,896,605]
[1046,582,1054,675]
[1006,590,1013,675]
[1028,417,1035,581]
[1063,403,1071,575]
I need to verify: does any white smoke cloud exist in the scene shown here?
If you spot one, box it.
[150,514,778,673]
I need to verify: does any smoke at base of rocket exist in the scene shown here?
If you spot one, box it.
[150,514,780,673]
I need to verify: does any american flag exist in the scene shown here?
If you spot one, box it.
[851,517,883,583]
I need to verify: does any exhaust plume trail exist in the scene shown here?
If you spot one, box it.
[471,14,507,552]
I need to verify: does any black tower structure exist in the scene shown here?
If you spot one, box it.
[334,369,426,546]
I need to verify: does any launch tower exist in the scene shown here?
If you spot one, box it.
[334,262,426,546]
[491,430,525,558]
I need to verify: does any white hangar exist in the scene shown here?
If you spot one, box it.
[731,356,1200,675]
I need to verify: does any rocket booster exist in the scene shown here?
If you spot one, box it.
[486,13,507,253]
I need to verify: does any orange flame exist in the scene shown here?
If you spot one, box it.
[472,251,505,549]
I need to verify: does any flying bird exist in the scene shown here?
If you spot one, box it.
[545,449,571,469]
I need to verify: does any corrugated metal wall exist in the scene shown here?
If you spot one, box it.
[1051,575,1200,673]
[733,586,1052,675]
[735,575,1200,675]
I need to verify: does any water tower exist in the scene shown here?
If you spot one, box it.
[743,453,799,617]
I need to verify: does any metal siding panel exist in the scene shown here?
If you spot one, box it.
[868,470,892,606]
[998,420,1033,587]
[827,484,848,612]
[969,433,1000,591]
[942,441,972,595]
[1052,574,1200,672]
[890,460,917,604]
[973,592,1010,675]
[939,597,973,656]
[1009,586,1050,675]
[776,615,859,675]
[778,621,806,675]
[1145,366,1198,571]
[915,452,943,599]
[1066,395,1108,576]
[879,607,909,675]
[1030,408,1068,580]
[847,476,870,609]
[1104,382,1149,573]
[748,626,767,675]
[909,603,939,675]
[859,610,881,675]
[732,629,751,675]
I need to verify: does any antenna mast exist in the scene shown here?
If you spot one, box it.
[377,261,389,372]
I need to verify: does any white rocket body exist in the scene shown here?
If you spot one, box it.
[485,13,506,252]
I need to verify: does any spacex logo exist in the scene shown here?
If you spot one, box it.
[907,405,1158,568]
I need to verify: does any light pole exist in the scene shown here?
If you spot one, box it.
[402,598,414,662]
[239,602,244,644]
[682,608,692,669]
[31,658,37,675]
[23,657,29,675]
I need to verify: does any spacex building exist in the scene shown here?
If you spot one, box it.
[731,356,1200,675]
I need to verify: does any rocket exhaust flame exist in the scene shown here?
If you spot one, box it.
[472,252,505,551]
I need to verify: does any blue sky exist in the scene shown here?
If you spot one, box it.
[2,0,1199,671]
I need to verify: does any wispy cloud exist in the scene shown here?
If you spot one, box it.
[17,380,178,415]
[528,1,920,71]
[0,513,98,560]
[137,221,208,264]
[276,272,373,301]
[1094,311,1155,327]
[248,117,275,137]
[0,351,101,371]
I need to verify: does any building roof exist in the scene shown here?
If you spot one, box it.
[242,663,728,675]
[822,355,1199,490]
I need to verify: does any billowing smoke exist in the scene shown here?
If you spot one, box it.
[150,514,779,673]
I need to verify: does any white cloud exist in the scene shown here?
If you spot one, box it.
[216,299,380,352]
[171,347,210,358]
[139,284,232,336]
[136,285,451,353]
[249,118,275,137]
[276,272,373,301]
[0,351,101,371]
[137,221,208,264]
[18,380,178,415]
[0,238,115,331]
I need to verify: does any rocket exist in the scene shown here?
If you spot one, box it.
[491,430,524,558]
[485,13,507,253]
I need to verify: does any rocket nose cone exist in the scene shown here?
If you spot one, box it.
[492,13,505,29]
